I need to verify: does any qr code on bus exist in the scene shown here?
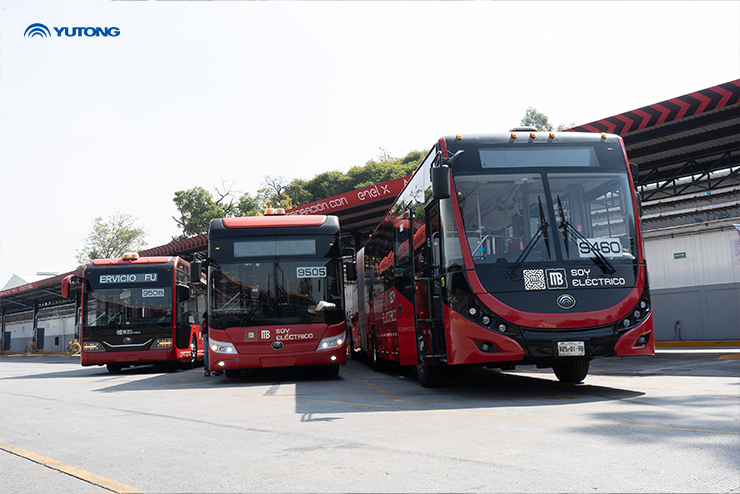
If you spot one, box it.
[523,269,546,291]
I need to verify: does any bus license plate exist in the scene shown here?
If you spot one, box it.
[558,341,585,357]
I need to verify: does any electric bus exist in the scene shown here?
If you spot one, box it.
[349,130,654,386]
[62,254,205,373]
[201,211,348,377]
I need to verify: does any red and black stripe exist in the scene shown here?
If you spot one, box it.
[569,80,740,135]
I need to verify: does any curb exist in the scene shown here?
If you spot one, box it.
[656,341,740,348]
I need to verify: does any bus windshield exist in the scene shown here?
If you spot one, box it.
[455,171,637,265]
[84,286,173,330]
[209,237,343,328]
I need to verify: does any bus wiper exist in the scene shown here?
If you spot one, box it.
[557,196,570,258]
[284,293,314,322]
[556,194,616,275]
[241,291,267,324]
[506,196,551,279]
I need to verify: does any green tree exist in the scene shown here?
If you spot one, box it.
[236,193,261,217]
[521,108,577,132]
[521,107,554,132]
[257,175,293,210]
[75,212,147,265]
[279,149,424,207]
[173,185,262,238]
[172,186,229,238]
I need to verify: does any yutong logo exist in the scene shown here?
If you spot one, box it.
[556,294,577,310]
[25,23,120,38]
[24,23,51,38]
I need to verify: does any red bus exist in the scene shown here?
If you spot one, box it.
[62,254,205,373]
[349,130,654,386]
[200,211,349,377]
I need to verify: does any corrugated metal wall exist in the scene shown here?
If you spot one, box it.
[644,222,740,341]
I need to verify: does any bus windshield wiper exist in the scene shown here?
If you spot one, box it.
[241,290,268,324]
[506,196,551,279]
[284,292,314,322]
[556,195,616,275]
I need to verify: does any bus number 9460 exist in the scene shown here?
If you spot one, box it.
[577,238,623,258]
[296,267,327,278]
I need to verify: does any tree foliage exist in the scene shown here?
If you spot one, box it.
[521,107,577,132]
[257,175,293,210]
[172,185,260,238]
[521,107,554,132]
[173,186,229,237]
[279,149,425,208]
[172,149,425,238]
[75,212,147,265]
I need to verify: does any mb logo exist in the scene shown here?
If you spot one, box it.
[546,268,568,289]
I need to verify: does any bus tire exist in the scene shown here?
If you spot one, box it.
[553,360,590,383]
[416,336,443,387]
[106,364,123,374]
[371,332,386,372]
[181,336,197,370]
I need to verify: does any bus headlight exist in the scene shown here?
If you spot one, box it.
[318,331,345,351]
[83,341,104,352]
[209,338,237,354]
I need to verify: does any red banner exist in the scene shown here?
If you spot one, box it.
[286,175,411,216]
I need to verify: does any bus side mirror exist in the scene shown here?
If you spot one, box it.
[177,284,191,303]
[190,262,202,283]
[346,262,357,281]
[629,162,639,185]
[61,275,73,298]
[635,192,643,219]
[341,247,355,258]
[61,275,82,298]
[432,166,450,200]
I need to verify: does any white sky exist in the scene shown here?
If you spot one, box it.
[1,1,739,287]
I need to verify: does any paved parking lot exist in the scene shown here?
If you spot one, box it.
[1,348,738,493]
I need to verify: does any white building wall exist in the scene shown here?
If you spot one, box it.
[3,308,77,352]
[645,228,740,289]
[644,222,740,342]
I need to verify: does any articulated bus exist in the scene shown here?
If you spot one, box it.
[200,211,349,377]
[62,254,205,373]
[349,130,654,386]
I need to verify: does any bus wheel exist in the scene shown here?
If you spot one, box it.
[106,364,123,374]
[371,333,386,372]
[181,336,197,370]
[416,337,443,387]
[553,360,590,383]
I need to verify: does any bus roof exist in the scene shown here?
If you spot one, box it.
[209,215,340,239]
[442,131,622,146]
[89,256,179,267]
[222,215,329,229]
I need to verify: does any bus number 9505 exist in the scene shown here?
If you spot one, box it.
[296,267,327,278]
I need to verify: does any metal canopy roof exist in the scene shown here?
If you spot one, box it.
[570,79,740,201]
[3,80,738,315]
[0,270,82,315]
